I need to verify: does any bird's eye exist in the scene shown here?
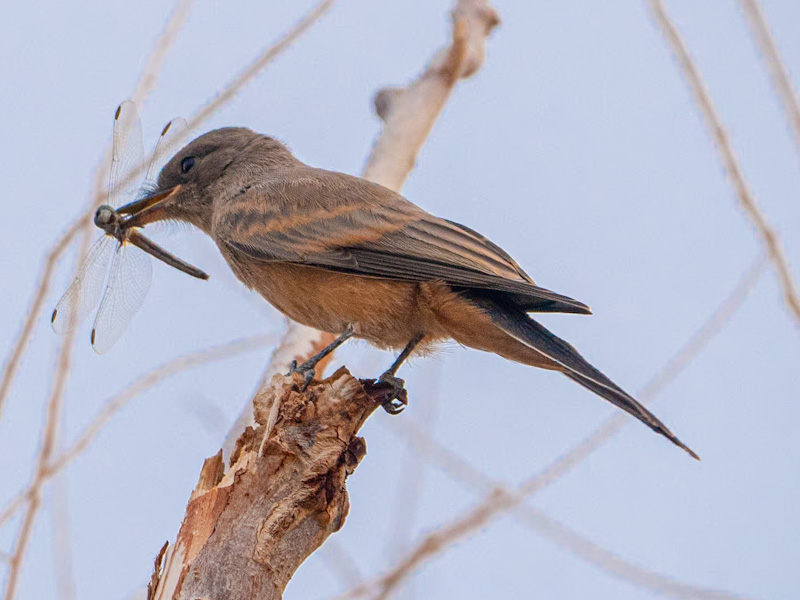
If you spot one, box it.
[180,156,195,174]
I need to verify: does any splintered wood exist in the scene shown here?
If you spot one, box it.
[152,369,378,600]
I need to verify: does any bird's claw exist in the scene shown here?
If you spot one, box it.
[289,359,315,391]
[377,373,408,414]
[360,374,409,413]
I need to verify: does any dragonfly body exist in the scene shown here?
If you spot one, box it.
[52,103,207,353]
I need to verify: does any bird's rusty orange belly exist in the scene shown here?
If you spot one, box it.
[233,260,449,349]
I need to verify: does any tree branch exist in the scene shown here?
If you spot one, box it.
[155,1,500,597]
[648,0,800,327]
[152,370,382,599]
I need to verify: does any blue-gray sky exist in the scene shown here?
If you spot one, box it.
[1,1,799,598]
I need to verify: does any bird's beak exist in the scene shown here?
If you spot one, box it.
[117,184,182,229]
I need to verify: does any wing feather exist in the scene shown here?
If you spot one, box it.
[216,169,590,314]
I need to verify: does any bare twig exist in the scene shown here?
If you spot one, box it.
[739,0,800,163]
[319,537,365,589]
[648,0,800,326]
[4,326,77,600]
[362,0,499,190]
[131,0,195,106]
[334,253,768,600]
[0,334,276,531]
[50,443,77,600]
[384,421,753,600]
[0,219,83,423]
[383,367,442,568]
[184,0,337,137]
[0,0,335,430]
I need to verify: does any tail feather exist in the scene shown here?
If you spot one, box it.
[481,300,699,460]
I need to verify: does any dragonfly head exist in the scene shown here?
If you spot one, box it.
[94,204,121,238]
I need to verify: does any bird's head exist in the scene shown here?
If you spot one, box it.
[117,127,297,233]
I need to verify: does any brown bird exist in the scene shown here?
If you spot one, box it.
[116,127,698,459]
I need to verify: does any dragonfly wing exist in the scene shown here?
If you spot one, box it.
[145,117,187,187]
[91,242,152,354]
[108,100,144,208]
[51,236,114,334]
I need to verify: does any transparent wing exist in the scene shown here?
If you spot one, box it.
[108,100,144,208]
[51,235,114,334]
[144,117,187,187]
[90,242,152,354]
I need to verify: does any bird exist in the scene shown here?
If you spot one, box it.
[116,127,698,459]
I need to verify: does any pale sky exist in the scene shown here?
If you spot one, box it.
[1,1,799,599]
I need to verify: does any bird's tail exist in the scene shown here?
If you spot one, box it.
[478,300,699,460]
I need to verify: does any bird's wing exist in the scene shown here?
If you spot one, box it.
[214,169,590,314]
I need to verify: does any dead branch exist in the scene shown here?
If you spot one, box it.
[222,322,336,462]
[0,219,82,423]
[152,369,381,600]
[739,0,800,163]
[383,420,754,600]
[648,0,800,327]
[363,0,499,190]
[4,320,77,600]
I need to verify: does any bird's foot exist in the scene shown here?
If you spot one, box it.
[377,373,408,414]
[289,359,315,391]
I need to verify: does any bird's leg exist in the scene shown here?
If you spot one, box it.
[378,334,424,414]
[290,325,354,390]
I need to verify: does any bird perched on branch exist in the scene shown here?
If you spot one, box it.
[117,127,698,459]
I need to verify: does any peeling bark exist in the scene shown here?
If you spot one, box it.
[153,369,381,600]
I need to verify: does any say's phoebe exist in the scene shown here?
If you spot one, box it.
[116,128,698,459]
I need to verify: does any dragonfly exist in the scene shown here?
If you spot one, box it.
[51,101,208,353]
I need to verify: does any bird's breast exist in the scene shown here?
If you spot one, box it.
[221,251,449,349]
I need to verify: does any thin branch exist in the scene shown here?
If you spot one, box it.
[0,219,83,423]
[319,537,365,590]
[0,0,335,430]
[362,0,499,190]
[130,0,195,106]
[739,0,800,164]
[183,0,337,136]
[0,334,276,532]
[49,446,77,600]
[384,420,753,600]
[383,367,442,568]
[4,323,77,600]
[333,253,768,600]
[648,0,800,326]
